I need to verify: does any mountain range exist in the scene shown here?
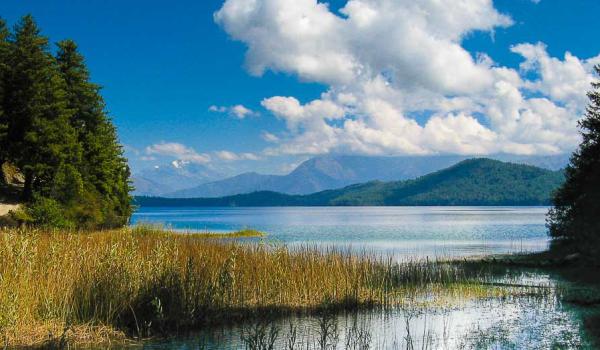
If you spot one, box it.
[135,158,565,207]
[132,160,223,196]
[133,154,569,198]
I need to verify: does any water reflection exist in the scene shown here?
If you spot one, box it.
[132,207,551,259]
[140,295,590,349]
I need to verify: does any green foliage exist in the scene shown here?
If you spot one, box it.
[3,15,81,201]
[548,65,600,260]
[24,196,74,229]
[0,15,132,229]
[51,163,84,203]
[56,39,133,227]
[0,19,9,163]
[135,159,565,207]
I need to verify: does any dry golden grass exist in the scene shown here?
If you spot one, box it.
[0,226,513,347]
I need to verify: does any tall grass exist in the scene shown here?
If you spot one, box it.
[0,226,505,347]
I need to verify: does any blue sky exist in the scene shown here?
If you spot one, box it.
[1,0,599,175]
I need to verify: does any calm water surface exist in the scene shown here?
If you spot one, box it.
[142,296,593,349]
[132,206,550,259]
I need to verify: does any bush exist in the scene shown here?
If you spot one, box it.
[26,197,74,229]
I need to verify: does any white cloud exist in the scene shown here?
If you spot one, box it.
[146,142,211,164]
[215,0,512,92]
[511,42,600,109]
[216,0,598,157]
[261,131,280,143]
[231,105,255,118]
[261,96,345,130]
[215,0,355,84]
[422,113,498,155]
[216,150,260,161]
[208,105,227,113]
[209,104,256,118]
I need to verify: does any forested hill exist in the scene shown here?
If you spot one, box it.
[135,158,565,207]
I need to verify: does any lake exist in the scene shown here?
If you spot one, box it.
[131,206,551,259]
[128,206,597,349]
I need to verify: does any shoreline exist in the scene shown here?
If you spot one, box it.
[0,203,19,217]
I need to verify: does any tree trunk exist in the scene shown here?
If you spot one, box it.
[0,159,5,186]
[22,169,34,201]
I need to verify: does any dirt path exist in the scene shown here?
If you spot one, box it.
[0,203,19,216]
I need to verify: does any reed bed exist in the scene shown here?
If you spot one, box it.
[0,226,515,347]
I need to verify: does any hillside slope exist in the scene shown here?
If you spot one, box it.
[324,158,564,206]
[166,155,475,198]
[167,172,279,198]
[136,159,564,207]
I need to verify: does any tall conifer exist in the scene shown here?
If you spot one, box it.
[548,65,600,260]
[0,19,9,164]
[4,15,81,200]
[56,40,133,227]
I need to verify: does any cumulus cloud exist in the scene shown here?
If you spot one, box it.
[261,96,345,130]
[216,0,598,157]
[511,42,600,109]
[215,0,511,92]
[209,104,256,118]
[146,142,211,164]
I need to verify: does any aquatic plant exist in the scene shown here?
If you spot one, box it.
[0,226,543,347]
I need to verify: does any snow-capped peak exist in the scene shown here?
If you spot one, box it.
[171,160,190,169]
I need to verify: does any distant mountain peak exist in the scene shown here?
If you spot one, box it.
[171,159,190,169]
[135,154,570,198]
[136,158,565,207]
[132,160,223,196]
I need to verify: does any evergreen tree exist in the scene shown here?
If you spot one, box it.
[56,40,133,227]
[0,15,132,228]
[548,65,600,260]
[0,19,10,164]
[3,15,81,201]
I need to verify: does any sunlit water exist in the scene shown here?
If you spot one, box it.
[142,296,592,349]
[126,206,596,349]
[132,206,551,259]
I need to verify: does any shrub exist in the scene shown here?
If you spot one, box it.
[26,197,74,229]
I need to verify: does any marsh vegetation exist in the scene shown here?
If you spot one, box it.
[0,226,568,348]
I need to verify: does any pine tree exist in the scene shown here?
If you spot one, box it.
[0,19,10,164]
[4,15,81,201]
[56,40,133,227]
[548,65,600,260]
